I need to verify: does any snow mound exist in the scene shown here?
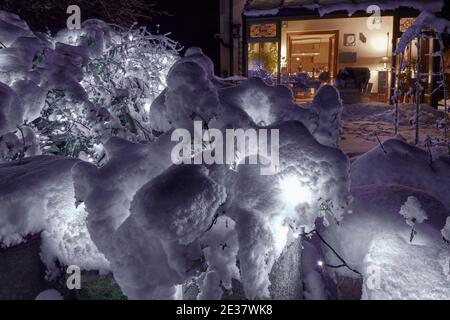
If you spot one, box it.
[351,138,450,210]
[0,82,23,135]
[442,218,450,243]
[310,85,343,147]
[322,184,449,299]
[0,156,109,278]
[197,215,240,300]
[399,196,428,226]
[219,77,315,129]
[152,50,344,149]
[75,121,350,299]
[35,289,63,300]
[131,165,227,245]
[227,121,350,299]
[100,164,226,299]
[362,233,450,300]
[72,132,179,256]
[165,61,221,128]
[72,46,350,300]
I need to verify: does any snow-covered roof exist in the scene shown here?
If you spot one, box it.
[245,0,444,17]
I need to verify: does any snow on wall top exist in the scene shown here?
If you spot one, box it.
[244,0,444,17]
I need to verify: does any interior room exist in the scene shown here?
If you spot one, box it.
[280,16,394,102]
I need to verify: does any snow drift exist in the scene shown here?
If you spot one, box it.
[351,138,450,210]
[0,156,109,278]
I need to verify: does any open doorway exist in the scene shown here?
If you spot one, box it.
[285,31,338,102]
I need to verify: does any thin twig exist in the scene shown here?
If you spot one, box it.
[376,134,387,154]
[306,229,363,277]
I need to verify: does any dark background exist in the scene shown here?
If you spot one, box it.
[151,0,221,74]
[0,0,222,73]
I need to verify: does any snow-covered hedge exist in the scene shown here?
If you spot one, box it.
[71,49,351,299]
[0,156,109,279]
[0,10,179,163]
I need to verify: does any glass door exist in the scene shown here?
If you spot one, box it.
[247,42,279,84]
[285,31,338,101]
[246,21,281,84]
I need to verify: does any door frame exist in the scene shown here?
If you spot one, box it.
[286,30,339,79]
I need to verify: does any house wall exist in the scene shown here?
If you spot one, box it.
[219,0,247,77]
[281,16,394,93]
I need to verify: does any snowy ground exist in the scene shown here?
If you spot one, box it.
[336,103,449,158]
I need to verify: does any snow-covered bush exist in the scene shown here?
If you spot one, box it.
[310,85,343,147]
[351,137,450,210]
[0,10,179,163]
[399,196,428,242]
[73,49,351,299]
[0,9,180,280]
[0,156,109,279]
[443,218,450,244]
[151,63,343,149]
[321,184,450,299]
[318,129,450,299]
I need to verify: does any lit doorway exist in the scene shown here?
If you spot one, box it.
[285,31,338,101]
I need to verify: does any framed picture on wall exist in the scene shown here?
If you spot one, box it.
[344,33,356,47]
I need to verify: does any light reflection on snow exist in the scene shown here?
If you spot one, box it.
[279,175,312,207]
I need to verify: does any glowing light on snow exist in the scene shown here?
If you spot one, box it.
[279,175,312,206]
[317,260,324,267]
[269,215,289,257]
[144,99,152,113]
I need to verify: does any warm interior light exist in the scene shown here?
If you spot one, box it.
[371,34,389,53]
[279,175,312,206]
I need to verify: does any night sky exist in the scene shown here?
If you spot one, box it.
[152,0,221,74]
[0,0,222,73]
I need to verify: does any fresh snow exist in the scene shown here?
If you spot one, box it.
[244,1,444,17]
[35,289,63,300]
[351,138,450,210]
[399,196,428,227]
[73,49,351,299]
[339,103,449,157]
[442,217,450,243]
[322,184,449,299]
[0,156,109,279]
[0,8,449,301]
[395,11,450,56]
[362,233,450,300]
